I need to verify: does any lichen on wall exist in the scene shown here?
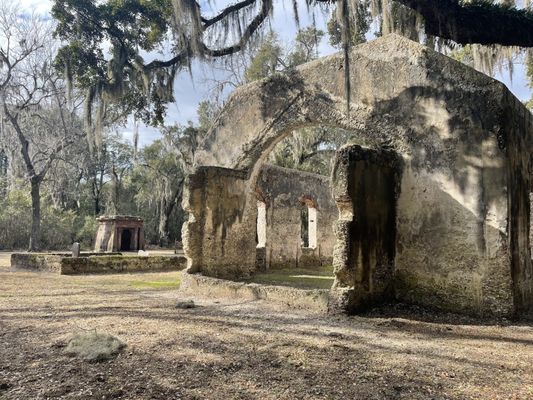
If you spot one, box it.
[182,166,257,278]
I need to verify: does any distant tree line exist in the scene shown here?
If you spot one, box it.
[0,1,214,251]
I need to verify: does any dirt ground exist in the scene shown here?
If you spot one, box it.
[1,252,532,399]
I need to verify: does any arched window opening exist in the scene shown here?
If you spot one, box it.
[300,206,309,248]
[308,206,318,249]
[256,201,267,248]
[300,196,318,249]
[300,205,318,249]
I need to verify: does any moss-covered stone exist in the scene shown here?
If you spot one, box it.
[10,253,187,275]
[61,255,187,275]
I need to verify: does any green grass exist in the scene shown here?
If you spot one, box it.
[74,280,124,287]
[244,266,334,290]
[128,278,181,289]
[56,277,182,290]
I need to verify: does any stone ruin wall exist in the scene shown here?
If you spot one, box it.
[183,35,533,318]
[328,90,533,318]
[183,166,254,279]
[392,134,514,317]
[183,164,337,278]
[331,146,401,311]
[10,253,186,274]
[506,94,533,316]
[256,164,337,270]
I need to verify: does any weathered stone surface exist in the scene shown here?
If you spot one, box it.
[194,34,522,172]
[71,242,80,258]
[11,253,64,273]
[182,166,254,278]
[60,255,187,275]
[182,163,338,277]
[175,300,196,309]
[256,164,336,269]
[64,332,125,362]
[331,145,402,312]
[180,273,330,313]
[183,34,533,318]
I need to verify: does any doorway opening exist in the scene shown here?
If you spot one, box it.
[247,124,359,288]
[300,206,309,248]
[121,229,132,251]
[256,201,267,248]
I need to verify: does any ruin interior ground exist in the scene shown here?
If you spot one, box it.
[1,252,532,399]
[240,265,334,290]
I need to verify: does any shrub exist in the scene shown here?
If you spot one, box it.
[41,208,77,250]
[75,216,98,249]
[0,189,31,250]
[0,187,79,250]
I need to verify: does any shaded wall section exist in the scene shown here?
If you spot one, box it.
[328,123,530,318]
[391,94,532,318]
[393,157,513,317]
[506,94,533,317]
[330,146,401,312]
[256,165,337,269]
[182,166,258,278]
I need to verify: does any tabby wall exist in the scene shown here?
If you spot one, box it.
[182,164,338,278]
[330,146,401,312]
[184,34,533,317]
[182,166,257,278]
[256,165,337,269]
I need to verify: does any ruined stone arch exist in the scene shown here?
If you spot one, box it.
[183,34,533,318]
[193,34,523,176]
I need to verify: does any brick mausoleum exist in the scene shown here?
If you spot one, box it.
[94,215,145,252]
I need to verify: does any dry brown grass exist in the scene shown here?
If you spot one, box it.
[0,252,11,269]
[0,254,532,399]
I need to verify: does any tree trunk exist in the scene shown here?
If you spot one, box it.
[110,164,119,214]
[94,196,101,216]
[158,199,170,248]
[92,178,101,215]
[29,178,41,251]
[158,179,184,247]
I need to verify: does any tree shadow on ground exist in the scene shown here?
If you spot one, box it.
[360,301,533,327]
[1,298,530,400]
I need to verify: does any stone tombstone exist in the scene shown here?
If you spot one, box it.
[71,242,80,258]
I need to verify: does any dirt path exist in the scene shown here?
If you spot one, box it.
[0,252,11,269]
[0,262,532,399]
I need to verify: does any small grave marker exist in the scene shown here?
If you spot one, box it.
[72,242,80,258]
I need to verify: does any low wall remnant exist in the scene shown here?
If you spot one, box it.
[10,253,186,275]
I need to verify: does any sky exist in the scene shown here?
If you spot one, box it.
[20,0,532,146]
[126,0,338,145]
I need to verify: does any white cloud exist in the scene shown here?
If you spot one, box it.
[19,0,52,15]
